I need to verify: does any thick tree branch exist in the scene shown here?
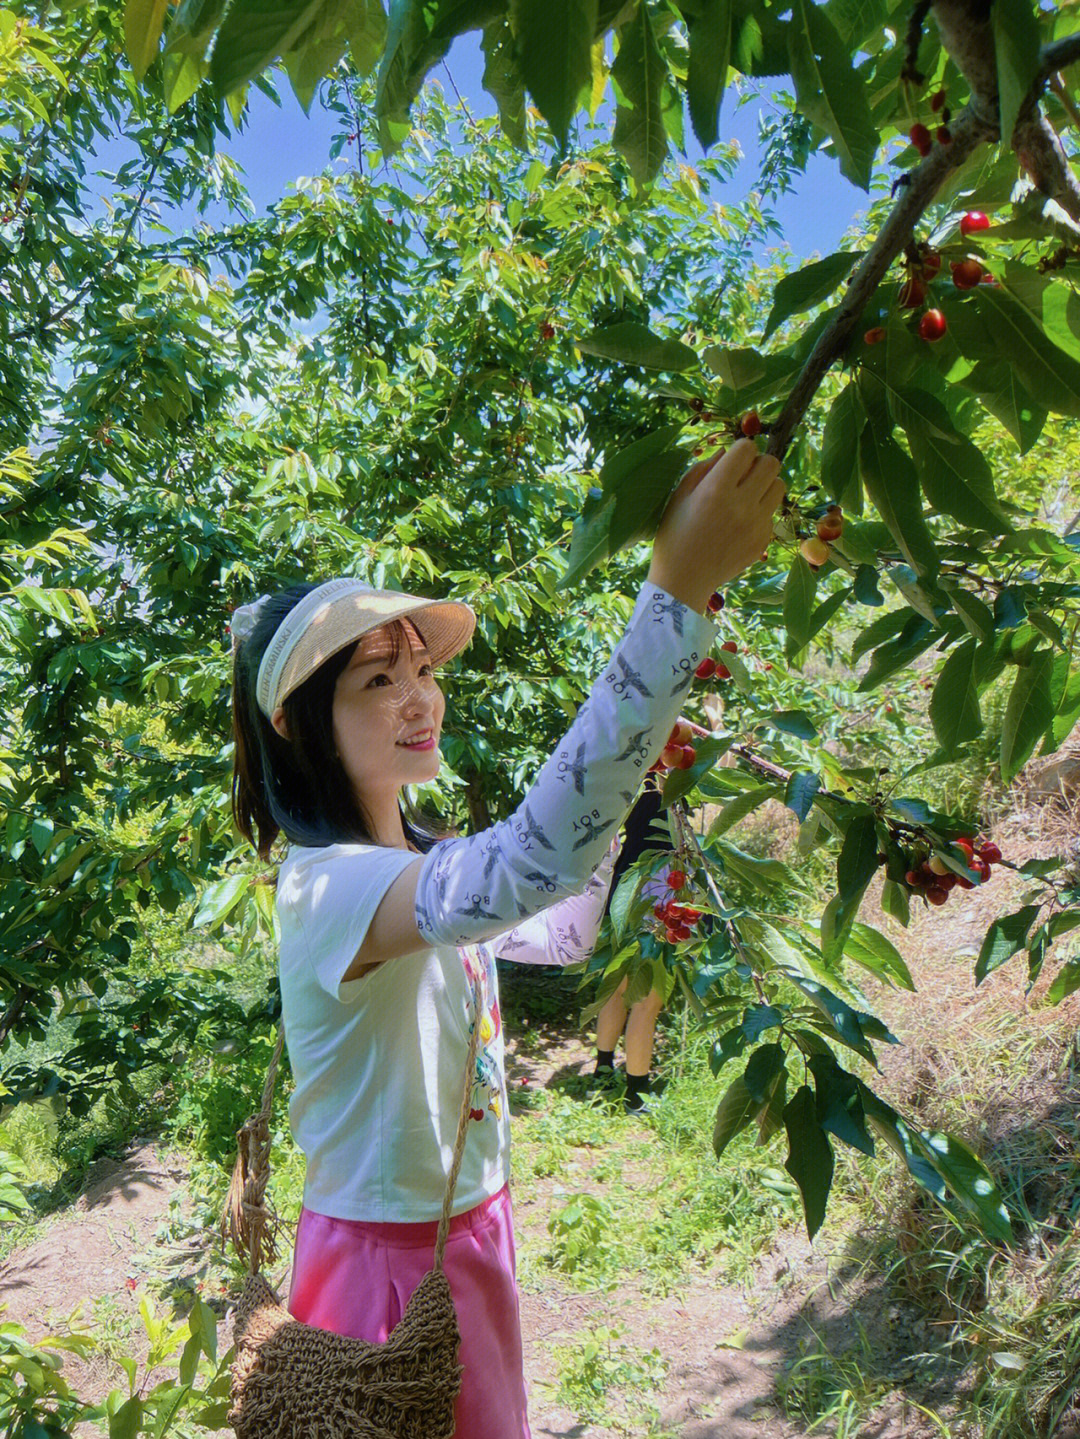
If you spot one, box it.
[766,109,991,460]
[1014,112,1080,225]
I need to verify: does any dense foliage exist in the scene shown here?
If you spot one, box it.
[4,0,1080,1302]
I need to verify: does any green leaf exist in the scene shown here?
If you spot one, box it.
[781,970,888,1065]
[712,838,798,892]
[972,287,1080,419]
[706,783,779,838]
[992,0,1041,141]
[786,0,877,189]
[974,904,1040,984]
[611,0,668,182]
[767,709,817,741]
[512,0,596,146]
[783,1084,834,1239]
[853,565,883,606]
[951,588,995,641]
[481,16,526,147]
[764,252,856,339]
[125,0,170,78]
[1000,649,1055,784]
[785,771,821,822]
[211,0,327,94]
[836,811,878,903]
[376,0,501,147]
[686,0,732,149]
[575,321,696,370]
[1047,959,1080,1004]
[783,553,817,656]
[858,426,938,578]
[907,1127,1013,1245]
[961,360,1047,454]
[821,383,862,513]
[929,639,983,750]
[809,1052,874,1155]
[844,922,916,992]
[193,873,250,930]
[894,391,1011,533]
[712,1073,755,1157]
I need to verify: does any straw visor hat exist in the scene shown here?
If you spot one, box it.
[254,578,476,720]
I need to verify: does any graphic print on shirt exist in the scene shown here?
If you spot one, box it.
[459,943,503,1122]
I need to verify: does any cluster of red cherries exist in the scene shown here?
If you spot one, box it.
[653,869,703,946]
[651,719,699,772]
[909,89,952,155]
[864,211,993,347]
[904,836,1003,906]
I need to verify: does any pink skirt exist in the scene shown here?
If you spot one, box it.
[287,1184,530,1439]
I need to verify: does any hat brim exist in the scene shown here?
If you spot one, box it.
[273,591,476,712]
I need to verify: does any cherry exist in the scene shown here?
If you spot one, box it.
[978,841,1002,863]
[951,258,984,290]
[905,869,924,888]
[960,211,990,236]
[720,640,738,655]
[714,662,731,680]
[660,744,684,769]
[931,90,947,113]
[954,836,975,859]
[925,885,949,906]
[864,326,886,345]
[920,249,942,280]
[910,123,933,157]
[939,873,958,890]
[927,856,949,875]
[955,874,975,890]
[817,506,844,541]
[899,275,927,308]
[970,856,991,881]
[677,745,696,769]
[918,309,948,341]
[801,536,830,567]
[740,411,763,438]
[690,397,705,413]
[540,322,556,340]
[670,721,693,747]
[667,869,687,890]
[695,657,717,679]
[707,591,724,614]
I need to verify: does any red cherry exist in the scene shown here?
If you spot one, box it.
[951,258,984,290]
[971,857,991,882]
[740,411,763,438]
[931,90,947,113]
[955,875,975,890]
[720,640,738,654]
[659,744,683,769]
[960,211,990,236]
[926,885,949,906]
[899,276,926,308]
[905,870,924,888]
[920,249,942,279]
[909,123,933,156]
[677,745,696,770]
[667,869,687,890]
[714,662,731,680]
[665,927,683,945]
[707,591,724,613]
[939,873,958,891]
[470,1107,485,1119]
[864,326,886,345]
[695,657,717,679]
[954,837,975,859]
[918,309,948,342]
[817,519,843,541]
[670,721,693,747]
[540,321,556,340]
[978,841,1002,863]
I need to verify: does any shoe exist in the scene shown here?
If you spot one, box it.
[624,1090,657,1115]
[590,1063,622,1089]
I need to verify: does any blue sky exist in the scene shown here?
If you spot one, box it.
[92,31,871,262]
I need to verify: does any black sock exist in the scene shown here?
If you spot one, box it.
[595,1049,616,1072]
[625,1071,651,1106]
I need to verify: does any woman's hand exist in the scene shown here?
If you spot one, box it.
[647,439,784,613]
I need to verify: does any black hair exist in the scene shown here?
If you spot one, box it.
[230,584,448,860]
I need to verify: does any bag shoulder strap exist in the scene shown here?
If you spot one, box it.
[222,970,485,1278]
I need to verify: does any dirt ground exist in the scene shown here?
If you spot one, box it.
[1,797,1077,1436]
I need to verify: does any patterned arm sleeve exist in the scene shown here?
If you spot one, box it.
[416,583,715,946]
[487,838,620,967]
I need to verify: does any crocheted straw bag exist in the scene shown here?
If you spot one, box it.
[220,976,483,1439]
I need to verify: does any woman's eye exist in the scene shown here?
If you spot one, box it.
[420,663,434,677]
[367,673,392,688]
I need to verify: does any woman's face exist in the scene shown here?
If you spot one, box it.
[329,619,446,805]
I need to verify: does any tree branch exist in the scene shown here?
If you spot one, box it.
[766,108,991,460]
[1013,111,1080,225]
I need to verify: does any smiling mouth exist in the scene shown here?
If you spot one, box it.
[398,731,436,749]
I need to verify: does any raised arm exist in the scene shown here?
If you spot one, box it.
[351,441,783,971]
